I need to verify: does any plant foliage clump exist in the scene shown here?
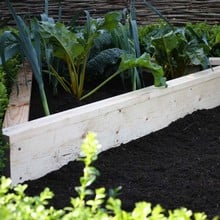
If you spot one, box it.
[139,23,210,79]
[0,56,21,174]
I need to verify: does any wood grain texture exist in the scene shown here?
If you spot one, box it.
[2,62,32,129]
[3,66,220,185]
[209,57,220,66]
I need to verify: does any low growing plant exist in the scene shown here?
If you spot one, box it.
[0,56,21,174]
[0,132,219,219]
[0,80,8,173]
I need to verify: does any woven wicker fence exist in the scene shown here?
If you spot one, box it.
[1,0,220,26]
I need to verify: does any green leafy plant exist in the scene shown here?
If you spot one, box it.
[40,11,121,100]
[139,23,209,78]
[86,47,124,79]
[111,1,143,91]
[0,132,219,219]
[2,0,50,115]
[0,81,8,173]
[41,8,165,101]
[185,22,220,57]
[0,56,21,174]
[0,176,64,220]
[140,1,210,79]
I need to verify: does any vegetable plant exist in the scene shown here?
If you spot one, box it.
[2,0,50,115]
[40,6,166,101]
[40,11,121,100]
[140,1,210,79]
[0,56,21,174]
[111,0,143,91]
[139,23,210,79]
[185,22,220,57]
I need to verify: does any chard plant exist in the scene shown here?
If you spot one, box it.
[141,1,210,79]
[140,24,210,79]
[40,11,121,100]
[186,22,220,57]
[40,7,166,101]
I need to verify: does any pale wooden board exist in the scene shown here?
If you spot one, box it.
[209,57,220,66]
[2,63,32,128]
[2,66,220,184]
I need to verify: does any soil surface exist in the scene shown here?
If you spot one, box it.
[26,76,220,218]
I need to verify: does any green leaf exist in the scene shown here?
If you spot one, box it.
[130,19,141,57]
[119,53,166,87]
[100,12,121,31]
[6,0,50,115]
[40,22,84,62]
[132,202,152,219]
[152,31,179,54]
[87,48,124,75]
[0,31,19,65]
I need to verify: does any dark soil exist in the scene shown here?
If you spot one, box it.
[25,77,220,218]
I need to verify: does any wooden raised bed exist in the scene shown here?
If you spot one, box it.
[2,58,220,185]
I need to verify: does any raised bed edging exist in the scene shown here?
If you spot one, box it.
[2,64,220,185]
[3,62,32,129]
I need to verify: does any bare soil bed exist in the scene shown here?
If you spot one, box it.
[25,77,220,218]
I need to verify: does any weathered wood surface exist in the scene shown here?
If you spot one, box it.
[2,63,32,129]
[209,57,220,66]
[1,0,220,26]
[3,66,220,184]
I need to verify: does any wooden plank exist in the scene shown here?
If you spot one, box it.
[2,66,220,184]
[2,63,32,129]
[209,57,220,66]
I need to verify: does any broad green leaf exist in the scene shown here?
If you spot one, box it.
[152,31,179,54]
[215,32,220,44]
[0,31,19,64]
[87,48,124,75]
[119,53,166,87]
[186,45,208,68]
[40,22,84,62]
[100,12,121,31]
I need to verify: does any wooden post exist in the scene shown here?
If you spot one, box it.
[3,62,32,128]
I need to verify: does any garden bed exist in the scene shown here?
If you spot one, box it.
[25,104,220,218]
[2,60,220,185]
